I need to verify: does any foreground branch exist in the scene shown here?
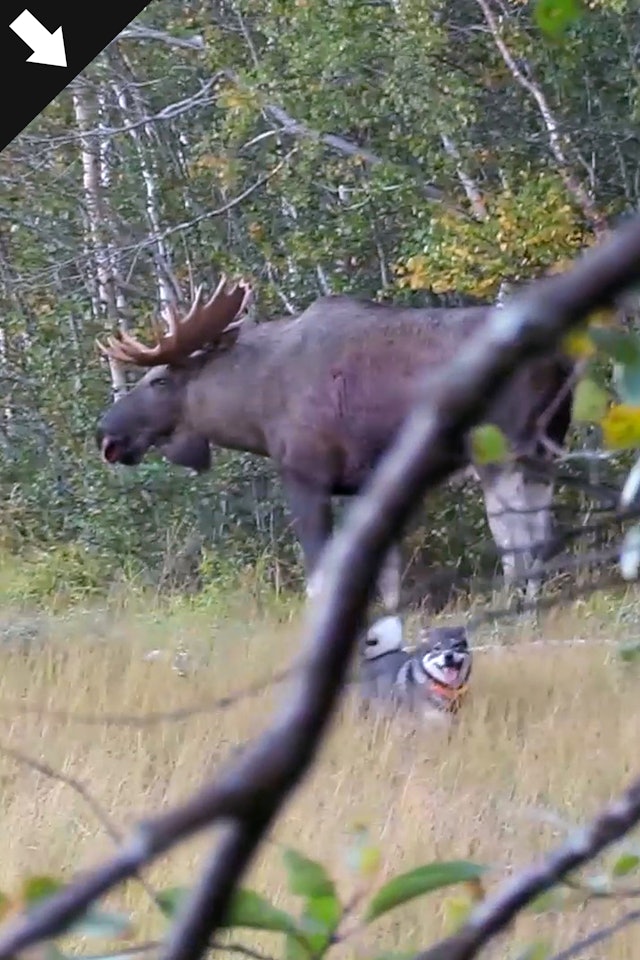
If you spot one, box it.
[416,776,640,960]
[1,218,640,960]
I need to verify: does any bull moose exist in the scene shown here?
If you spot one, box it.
[95,275,574,628]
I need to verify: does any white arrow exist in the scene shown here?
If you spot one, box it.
[9,9,67,67]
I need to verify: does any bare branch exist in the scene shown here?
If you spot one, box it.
[0,740,161,912]
[162,823,265,960]
[116,25,206,51]
[547,909,640,960]
[0,664,293,727]
[261,100,466,213]
[476,0,608,235]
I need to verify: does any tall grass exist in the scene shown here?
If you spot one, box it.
[0,565,640,959]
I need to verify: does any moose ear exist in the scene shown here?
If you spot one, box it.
[162,432,211,473]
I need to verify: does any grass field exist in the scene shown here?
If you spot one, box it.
[0,583,640,960]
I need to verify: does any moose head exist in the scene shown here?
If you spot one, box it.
[95,275,252,473]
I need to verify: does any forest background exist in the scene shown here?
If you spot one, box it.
[1,0,636,603]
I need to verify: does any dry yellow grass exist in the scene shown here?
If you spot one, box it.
[0,588,640,960]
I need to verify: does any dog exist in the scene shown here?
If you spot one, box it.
[358,618,472,723]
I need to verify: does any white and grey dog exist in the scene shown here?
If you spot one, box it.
[358,618,472,722]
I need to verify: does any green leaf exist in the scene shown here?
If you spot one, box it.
[224,889,300,935]
[282,849,336,899]
[297,894,342,958]
[156,886,189,919]
[589,328,640,365]
[581,873,611,895]
[22,875,63,906]
[618,639,640,662]
[21,876,133,940]
[41,946,69,960]
[470,424,509,465]
[526,888,571,913]
[285,933,311,960]
[571,378,609,423]
[615,360,640,406]
[370,954,415,960]
[612,852,640,877]
[442,894,473,933]
[534,0,583,37]
[513,940,550,960]
[344,825,382,879]
[365,861,486,922]
[72,909,134,940]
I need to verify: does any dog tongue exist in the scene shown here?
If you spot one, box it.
[442,667,459,685]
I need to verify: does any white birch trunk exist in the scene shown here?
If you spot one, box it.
[72,80,127,398]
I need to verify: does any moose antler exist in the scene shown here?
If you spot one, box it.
[96,275,252,367]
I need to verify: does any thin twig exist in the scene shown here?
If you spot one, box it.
[0,741,162,913]
[0,665,294,728]
[547,911,640,960]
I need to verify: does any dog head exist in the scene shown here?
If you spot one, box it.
[419,625,472,691]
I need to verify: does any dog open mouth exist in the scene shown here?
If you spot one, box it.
[440,665,464,686]
[421,651,470,692]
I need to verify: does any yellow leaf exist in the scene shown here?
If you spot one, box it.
[585,307,617,327]
[442,894,473,934]
[601,404,640,450]
[562,329,595,359]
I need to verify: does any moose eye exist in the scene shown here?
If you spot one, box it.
[151,376,169,388]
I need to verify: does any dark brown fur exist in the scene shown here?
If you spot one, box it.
[96,294,574,592]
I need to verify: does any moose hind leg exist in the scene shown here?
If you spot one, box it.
[480,467,553,600]
[365,543,405,649]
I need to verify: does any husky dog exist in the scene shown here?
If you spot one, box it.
[358,618,472,721]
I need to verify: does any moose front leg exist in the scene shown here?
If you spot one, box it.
[377,543,402,613]
[281,473,333,599]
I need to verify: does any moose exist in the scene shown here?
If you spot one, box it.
[95,275,574,630]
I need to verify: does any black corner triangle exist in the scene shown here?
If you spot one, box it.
[1,0,154,151]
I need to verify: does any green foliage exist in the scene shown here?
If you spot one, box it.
[9,847,486,960]
[1,0,640,601]
[571,378,609,422]
[397,173,594,300]
[470,424,510,465]
[617,638,640,661]
[611,852,640,876]
[16,830,640,960]
[365,862,487,922]
[535,0,584,38]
